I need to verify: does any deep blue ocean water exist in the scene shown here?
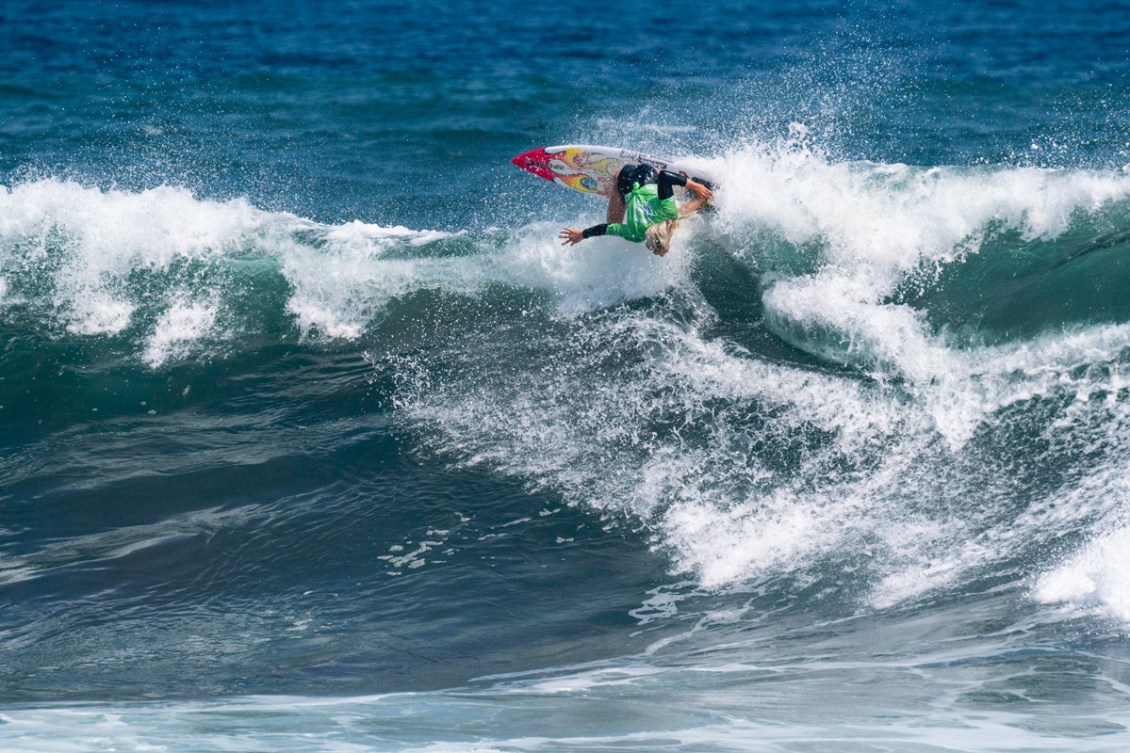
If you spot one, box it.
[4,1,1130,750]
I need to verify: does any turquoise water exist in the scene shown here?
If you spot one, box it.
[4,1,1130,750]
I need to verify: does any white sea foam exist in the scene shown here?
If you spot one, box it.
[706,141,1130,271]
[142,294,220,367]
[278,221,475,339]
[1036,519,1130,624]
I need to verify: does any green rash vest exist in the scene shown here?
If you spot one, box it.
[607,182,679,242]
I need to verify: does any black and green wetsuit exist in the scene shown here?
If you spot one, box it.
[581,168,689,243]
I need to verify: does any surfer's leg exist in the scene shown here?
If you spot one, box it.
[606,189,626,223]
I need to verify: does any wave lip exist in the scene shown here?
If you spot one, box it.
[0,179,481,365]
[699,141,1130,365]
[0,180,272,364]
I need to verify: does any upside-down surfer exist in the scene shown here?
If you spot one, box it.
[558,164,714,256]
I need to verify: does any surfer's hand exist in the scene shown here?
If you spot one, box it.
[559,228,584,246]
[686,180,713,200]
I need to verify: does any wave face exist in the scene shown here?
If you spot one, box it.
[5,0,1130,751]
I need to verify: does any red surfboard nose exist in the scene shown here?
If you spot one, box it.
[511,148,554,181]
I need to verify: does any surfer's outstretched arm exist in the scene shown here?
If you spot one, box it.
[559,224,608,246]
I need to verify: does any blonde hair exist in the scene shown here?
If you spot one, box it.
[645,219,679,256]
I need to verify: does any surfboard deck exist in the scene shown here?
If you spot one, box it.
[511,145,715,198]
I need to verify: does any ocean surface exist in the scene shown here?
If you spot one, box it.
[4,0,1130,750]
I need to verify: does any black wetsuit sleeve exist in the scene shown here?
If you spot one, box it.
[582,224,609,238]
[657,170,688,200]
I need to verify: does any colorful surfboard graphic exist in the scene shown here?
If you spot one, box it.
[511,145,674,196]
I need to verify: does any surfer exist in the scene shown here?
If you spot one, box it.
[558,164,714,256]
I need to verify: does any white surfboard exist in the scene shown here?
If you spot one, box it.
[511,144,715,197]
